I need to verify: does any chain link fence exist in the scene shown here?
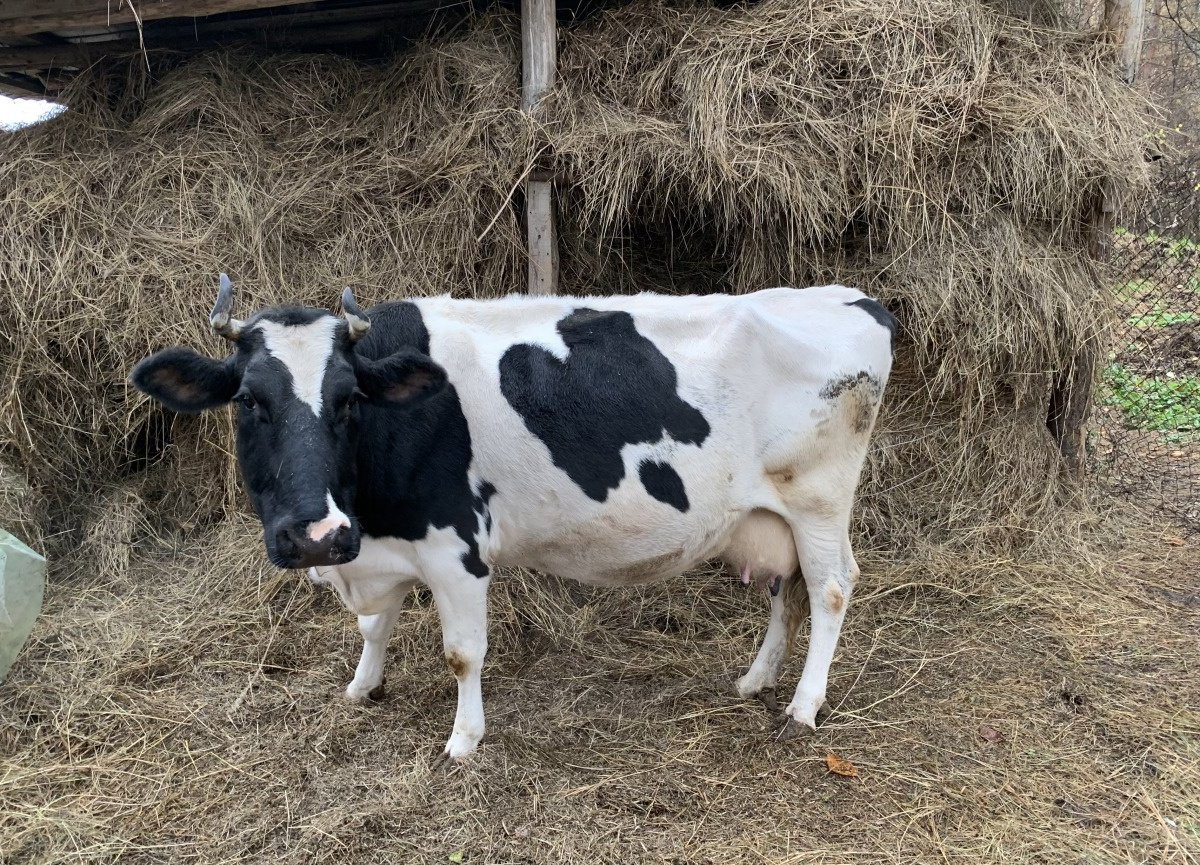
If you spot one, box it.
[1094,151,1200,527]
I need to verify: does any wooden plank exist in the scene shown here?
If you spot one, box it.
[50,0,449,37]
[520,0,554,112]
[521,0,556,296]
[0,42,103,69]
[0,72,44,95]
[525,177,557,297]
[1118,0,1145,85]
[0,0,459,72]
[0,0,298,38]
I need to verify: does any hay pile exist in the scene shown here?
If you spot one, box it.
[0,0,1149,556]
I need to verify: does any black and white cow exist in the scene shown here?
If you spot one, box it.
[131,275,895,759]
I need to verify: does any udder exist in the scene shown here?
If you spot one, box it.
[719,509,798,595]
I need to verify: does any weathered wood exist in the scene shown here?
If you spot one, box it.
[525,177,557,297]
[0,528,46,685]
[0,42,102,70]
[520,0,555,112]
[1118,0,1145,84]
[0,0,296,38]
[1047,341,1099,473]
[0,71,51,96]
[1103,0,1146,84]
[521,0,556,296]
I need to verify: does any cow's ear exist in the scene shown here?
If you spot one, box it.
[356,349,447,407]
[131,347,240,413]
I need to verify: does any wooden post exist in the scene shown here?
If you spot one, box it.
[1110,0,1146,85]
[521,0,557,296]
[1048,0,1145,472]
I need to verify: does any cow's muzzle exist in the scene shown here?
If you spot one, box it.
[269,519,361,569]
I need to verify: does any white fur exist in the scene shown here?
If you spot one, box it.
[256,317,338,415]
[307,491,351,542]
[312,286,892,759]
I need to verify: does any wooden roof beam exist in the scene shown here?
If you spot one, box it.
[0,42,107,70]
[0,1,302,39]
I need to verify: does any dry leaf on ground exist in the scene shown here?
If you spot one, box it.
[826,753,859,778]
[979,724,1007,744]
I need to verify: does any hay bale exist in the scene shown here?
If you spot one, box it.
[0,0,1150,567]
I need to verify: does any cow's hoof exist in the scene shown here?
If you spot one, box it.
[734,669,770,701]
[440,731,483,763]
[774,699,831,740]
[775,716,815,742]
[344,682,385,703]
[756,686,780,714]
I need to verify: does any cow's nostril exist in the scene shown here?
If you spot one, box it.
[275,524,303,554]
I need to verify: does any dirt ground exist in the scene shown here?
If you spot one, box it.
[1,504,1197,864]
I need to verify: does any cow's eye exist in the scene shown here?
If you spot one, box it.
[237,394,268,422]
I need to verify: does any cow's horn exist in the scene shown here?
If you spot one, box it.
[342,287,371,342]
[210,272,245,341]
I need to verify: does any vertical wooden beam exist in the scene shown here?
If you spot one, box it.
[1106,0,1146,85]
[521,0,557,296]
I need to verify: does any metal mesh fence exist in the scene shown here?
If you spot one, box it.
[1094,152,1200,526]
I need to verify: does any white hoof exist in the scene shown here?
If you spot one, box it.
[344,682,379,703]
[443,729,483,760]
[785,690,826,729]
[736,669,771,700]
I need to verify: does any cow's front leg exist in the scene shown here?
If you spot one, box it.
[310,559,419,703]
[423,564,491,760]
[346,599,409,702]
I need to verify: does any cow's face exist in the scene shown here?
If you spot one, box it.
[130,276,446,569]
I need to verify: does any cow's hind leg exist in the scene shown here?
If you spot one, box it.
[784,508,858,732]
[736,579,806,709]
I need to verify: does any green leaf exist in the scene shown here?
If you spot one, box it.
[1104,364,1200,434]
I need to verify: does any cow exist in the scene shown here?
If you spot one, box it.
[130,275,896,760]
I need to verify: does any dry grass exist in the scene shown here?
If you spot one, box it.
[1,1,1193,863]
[1,506,1197,863]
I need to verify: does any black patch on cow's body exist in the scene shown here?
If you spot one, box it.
[847,298,898,343]
[820,370,879,400]
[820,371,884,433]
[498,308,710,502]
[353,301,495,578]
[638,460,689,512]
[257,306,334,329]
[475,481,497,534]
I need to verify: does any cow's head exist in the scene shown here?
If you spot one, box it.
[130,274,446,569]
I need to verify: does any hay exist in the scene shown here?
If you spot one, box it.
[3,3,1193,862]
[0,0,1151,557]
[1,508,1197,862]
